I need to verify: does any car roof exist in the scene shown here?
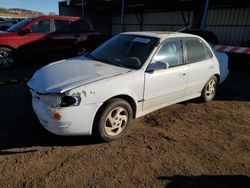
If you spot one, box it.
[121,31,198,40]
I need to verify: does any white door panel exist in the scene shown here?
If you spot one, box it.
[183,38,215,97]
[143,65,188,110]
[185,59,214,96]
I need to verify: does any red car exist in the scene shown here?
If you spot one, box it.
[0,16,98,68]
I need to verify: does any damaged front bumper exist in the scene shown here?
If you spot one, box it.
[31,94,102,136]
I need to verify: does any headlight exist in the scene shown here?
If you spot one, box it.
[42,94,62,108]
[41,94,81,108]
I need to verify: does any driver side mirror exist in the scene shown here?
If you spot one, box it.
[17,28,31,36]
[146,61,169,73]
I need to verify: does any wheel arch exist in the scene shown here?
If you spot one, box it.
[0,45,16,52]
[204,74,220,88]
[92,94,137,136]
[214,74,220,84]
[110,95,137,118]
[96,94,137,119]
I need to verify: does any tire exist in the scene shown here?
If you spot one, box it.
[0,47,15,69]
[201,76,218,102]
[94,98,133,142]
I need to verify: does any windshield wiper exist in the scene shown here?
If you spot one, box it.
[109,61,127,68]
[86,54,125,68]
[86,54,108,62]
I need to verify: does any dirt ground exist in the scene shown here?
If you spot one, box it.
[0,66,250,188]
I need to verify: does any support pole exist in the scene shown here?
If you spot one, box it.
[200,0,210,30]
[191,0,204,30]
[140,13,143,31]
[121,0,125,32]
[82,0,85,19]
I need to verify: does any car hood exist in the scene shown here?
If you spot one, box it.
[0,31,15,37]
[27,56,131,94]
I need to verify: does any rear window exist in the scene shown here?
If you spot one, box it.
[185,38,211,63]
[70,19,95,33]
[52,19,95,34]
[54,20,71,33]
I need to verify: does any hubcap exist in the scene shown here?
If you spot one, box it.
[205,79,216,97]
[0,51,14,68]
[104,107,128,136]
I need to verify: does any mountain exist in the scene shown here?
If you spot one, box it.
[0,7,44,18]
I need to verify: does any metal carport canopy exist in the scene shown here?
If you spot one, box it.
[61,0,250,13]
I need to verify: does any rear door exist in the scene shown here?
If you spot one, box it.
[47,19,80,55]
[183,37,215,97]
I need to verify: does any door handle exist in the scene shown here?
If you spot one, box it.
[179,73,187,77]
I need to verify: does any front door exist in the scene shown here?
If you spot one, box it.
[18,19,52,57]
[143,39,188,110]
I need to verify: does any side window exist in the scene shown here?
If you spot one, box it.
[54,20,71,33]
[185,38,211,63]
[70,19,94,33]
[153,40,183,68]
[31,20,50,34]
[204,43,213,59]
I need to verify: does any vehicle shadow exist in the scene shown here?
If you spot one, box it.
[0,57,65,81]
[158,175,250,188]
[184,70,250,103]
[0,83,101,151]
[0,150,38,156]
[180,70,250,105]
[215,70,250,101]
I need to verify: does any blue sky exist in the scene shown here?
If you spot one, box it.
[0,0,60,14]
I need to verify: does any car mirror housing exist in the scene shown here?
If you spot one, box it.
[146,61,169,73]
[17,28,31,36]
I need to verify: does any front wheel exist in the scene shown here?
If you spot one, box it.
[0,47,15,69]
[201,76,218,102]
[94,98,133,142]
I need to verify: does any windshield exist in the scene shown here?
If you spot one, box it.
[88,34,159,69]
[7,18,33,32]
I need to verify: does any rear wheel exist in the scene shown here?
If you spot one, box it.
[0,47,15,68]
[201,76,218,102]
[94,98,133,141]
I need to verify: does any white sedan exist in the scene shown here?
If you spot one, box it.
[28,32,229,141]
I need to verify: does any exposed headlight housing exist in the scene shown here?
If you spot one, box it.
[40,94,81,108]
[60,96,81,107]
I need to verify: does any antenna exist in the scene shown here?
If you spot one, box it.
[177,25,192,32]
